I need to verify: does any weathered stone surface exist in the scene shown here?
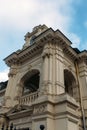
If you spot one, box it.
[0,25,87,130]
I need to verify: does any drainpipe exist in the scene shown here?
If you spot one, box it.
[75,61,86,130]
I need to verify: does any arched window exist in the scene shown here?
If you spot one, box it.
[64,69,76,97]
[30,35,36,45]
[21,70,40,95]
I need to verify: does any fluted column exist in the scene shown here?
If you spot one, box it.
[41,53,49,94]
[41,43,53,94]
[43,55,49,82]
[55,55,59,94]
[78,62,87,97]
[48,50,53,94]
[55,45,64,95]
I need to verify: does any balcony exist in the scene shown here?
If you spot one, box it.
[19,91,39,106]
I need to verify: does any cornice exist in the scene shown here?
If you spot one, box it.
[77,51,87,64]
[55,29,72,46]
[6,105,33,119]
[4,27,87,67]
[63,45,78,61]
[4,28,54,67]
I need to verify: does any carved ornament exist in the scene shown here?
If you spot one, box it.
[33,104,47,114]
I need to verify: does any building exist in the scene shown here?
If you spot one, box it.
[0,25,87,130]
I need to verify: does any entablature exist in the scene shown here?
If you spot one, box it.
[76,50,87,65]
[4,26,87,67]
[4,28,54,66]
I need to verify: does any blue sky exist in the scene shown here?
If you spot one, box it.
[0,0,87,81]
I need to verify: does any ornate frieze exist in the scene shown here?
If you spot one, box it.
[4,27,82,68]
[33,104,47,114]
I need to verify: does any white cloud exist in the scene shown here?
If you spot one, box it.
[0,69,9,82]
[0,0,82,73]
[0,0,75,32]
[67,33,81,48]
[80,41,87,50]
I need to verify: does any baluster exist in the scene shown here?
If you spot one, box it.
[30,95,31,103]
[35,93,37,99]
[34,93,35,100]
[21,99,22,105]
[31,95,33,102]
[26,97,27,104]
[24,97,26,104]
[18,98,20,104]
[35,93,36,99]
[18,91,39,105]
[20,99,21,105]
[35,92,37,99]
[24,97,25,104]
[25,97,26,104]
[36,93,38,98]
[25,96,27,104]
[29,96,30,104]
[20,99,22,105]
[28,95,29,104]
[32,95,34,102]
[26,96,27,104]
[23,98,25,104]
[19,99,20,105]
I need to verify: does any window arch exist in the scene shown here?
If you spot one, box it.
[21,69,40,95]
[64,69,77,97]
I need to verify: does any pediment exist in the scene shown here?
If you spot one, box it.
[7,104,32,115]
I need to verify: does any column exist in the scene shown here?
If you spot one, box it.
[48,52,53,94]
[43,55,49,82]
[55,55,59,94]
[78,62,87,97]
[41,54,49,94]
[55,45,64,95]
[4,65,18,108]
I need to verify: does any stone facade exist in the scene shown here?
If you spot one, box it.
[0,25,87,130]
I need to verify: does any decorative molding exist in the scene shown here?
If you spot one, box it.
[8,68,18,77]
[33,104,47,114]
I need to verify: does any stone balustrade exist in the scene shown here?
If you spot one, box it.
[19,91,39,105]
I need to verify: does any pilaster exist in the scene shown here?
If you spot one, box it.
[78,61,87,98]
[55,44,64,94]
[41,43,52,94]
[41,43,65,95]
[48,53,53,94]
[4,65,19,108]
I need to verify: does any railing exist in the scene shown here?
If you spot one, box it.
[19,91,39,105]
